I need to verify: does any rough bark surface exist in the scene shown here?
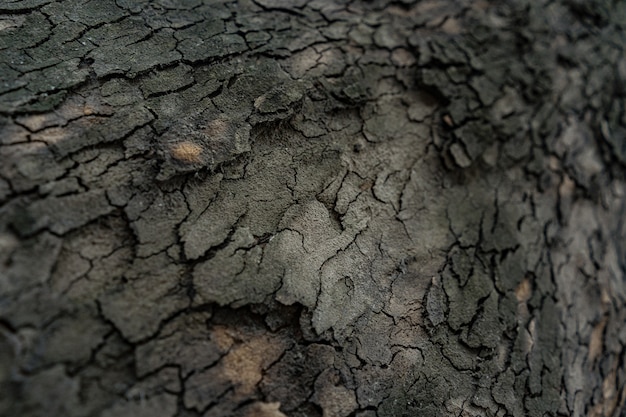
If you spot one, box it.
[1,0,625,416]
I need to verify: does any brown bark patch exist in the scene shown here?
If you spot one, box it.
[170,141,203,163]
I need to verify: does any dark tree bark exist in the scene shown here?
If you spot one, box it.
[1,0,625,416]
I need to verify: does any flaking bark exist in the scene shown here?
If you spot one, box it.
[1,0,625,416]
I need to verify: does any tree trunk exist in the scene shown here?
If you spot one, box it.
[1,0,625,416]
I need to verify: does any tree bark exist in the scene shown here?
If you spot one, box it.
[1,0,625,416]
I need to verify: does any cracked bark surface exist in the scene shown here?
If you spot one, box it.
[1,0,625,416]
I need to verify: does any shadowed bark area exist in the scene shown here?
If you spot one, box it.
[1,0,625,416]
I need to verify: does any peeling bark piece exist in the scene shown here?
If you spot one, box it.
[2,232,61,291]
[184,332,290,411]
[266,228,317,307]
[363,99,409,143]
[464,291,503,348]
[453,121,497,162]
[443,252,494,331]
[493,369,525,417]
[98,255,188,343]
[135,313,232,378]
[180,190,247,260]
[42,0,126,26]
[314,245,383,334]
[90,29,181,78]
[373,25,406,50]
[312,369,358,417]
[354,364,393,409]
[236,402,288,417]
[130,190,188,257]
[354,313,394,366]
[129,366,181,396]
[255,0,307,8]
[38,177,83,197]
[261,344,335,411]
[0,329,17,414]
[100,78,143,107]
[157,112,251,180]
[273,200,368,308]
[470,75,500,106]
[13,190,113,236]
[0,117,29,145]
[253,80,305,115]
[426,275,447,326]
[139,64,193,98]
[407,101,436,122]
[0,141,74,192]
[46,105,154,156]
[100,393,177,417]
[193,227,280,307]
[25,307,110,371]
[20,58,90,93]
[0,179,9,203]
[183,365,231,412]
[7,365,80,416]
[446,194,484,247]
[178,33,247,63]
[449,142,472,168]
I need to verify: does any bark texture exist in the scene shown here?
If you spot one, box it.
[1,0,625,416]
